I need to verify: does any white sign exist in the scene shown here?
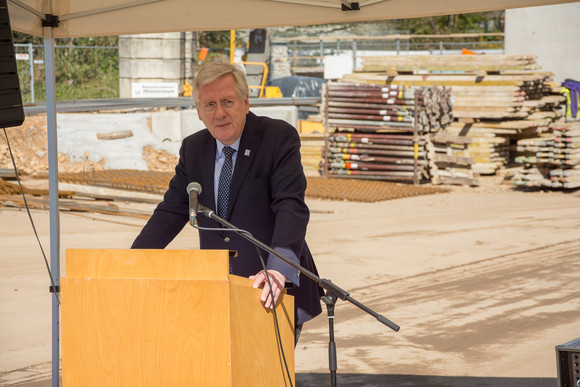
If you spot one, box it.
[132,82,179,98]
[323,55,354,80]
[15,53,29,60]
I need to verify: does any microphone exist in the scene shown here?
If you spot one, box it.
[186,182,202,222]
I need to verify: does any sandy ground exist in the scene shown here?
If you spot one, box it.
[1,182,580,385]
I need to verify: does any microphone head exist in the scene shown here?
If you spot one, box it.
[186,182,202,194]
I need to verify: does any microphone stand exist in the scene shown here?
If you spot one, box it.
[193,204,400,387]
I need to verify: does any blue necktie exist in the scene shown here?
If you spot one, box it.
[217,146,235,219]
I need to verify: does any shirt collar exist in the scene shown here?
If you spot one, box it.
[216,137,241,156]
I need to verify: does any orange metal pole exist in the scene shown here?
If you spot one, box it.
[230,30,235,63]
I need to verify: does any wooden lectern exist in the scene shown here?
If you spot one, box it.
[61,249,295,386]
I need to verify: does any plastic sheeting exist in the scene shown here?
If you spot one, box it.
[268,76,326,98]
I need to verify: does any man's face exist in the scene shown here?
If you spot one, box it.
[197,75,249,145]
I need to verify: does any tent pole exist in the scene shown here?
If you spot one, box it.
[43,25,61,387]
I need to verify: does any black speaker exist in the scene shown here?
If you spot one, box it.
[0,0,25,128]
[556,337,580,387]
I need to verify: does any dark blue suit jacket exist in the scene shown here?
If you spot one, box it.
[132,112,323,325]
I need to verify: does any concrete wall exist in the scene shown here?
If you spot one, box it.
[505,3,580,84]
[119,33,196,98]
[150,106,299,155]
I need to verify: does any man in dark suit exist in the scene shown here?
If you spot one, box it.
[132,62,323,336]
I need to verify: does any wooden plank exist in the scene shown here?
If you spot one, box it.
[435,175,479,186]
[432,153,475,165]
[0,195,153,218]
[96,130,133,140]
[0,169,18,179]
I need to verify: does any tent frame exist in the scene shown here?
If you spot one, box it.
[43,15,61,387]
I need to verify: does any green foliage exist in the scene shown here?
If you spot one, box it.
[197,30,247,62]
[275,11,504,37]
[395,11,504,35]
[199,31,231,48]
[13,33,119,102]
[53,37,119,98]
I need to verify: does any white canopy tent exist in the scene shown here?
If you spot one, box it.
[6,0,578,386]
[8,0,578,38]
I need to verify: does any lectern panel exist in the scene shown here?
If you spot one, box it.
[229,279,295,386]
[62,278,231,386]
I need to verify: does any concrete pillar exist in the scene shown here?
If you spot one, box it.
[184,31,197,86]
[119,32,196,98]
[271,44,292,80]
[505,3,580,84]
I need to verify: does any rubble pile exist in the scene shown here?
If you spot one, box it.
[0,114,177,176]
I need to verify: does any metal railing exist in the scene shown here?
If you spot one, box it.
[273,33,505,74]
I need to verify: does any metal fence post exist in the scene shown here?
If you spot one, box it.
[28,43,35,103]
[352,39,357,70]
[396,34,400,55]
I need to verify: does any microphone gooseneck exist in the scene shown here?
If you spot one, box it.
[186,182,202,224]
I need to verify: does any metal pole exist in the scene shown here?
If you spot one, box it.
[27,43,35,103]
[322,294,338,387]
[396,34,400,55]
[352,39,357,71]
[43,25,61,387]
[413,89,419,186]
[292,38,297,70]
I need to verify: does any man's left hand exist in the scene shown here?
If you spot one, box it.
[249,270,286,309]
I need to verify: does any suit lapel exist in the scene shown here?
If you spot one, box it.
[227,113,260,217]
[200,134,217,210]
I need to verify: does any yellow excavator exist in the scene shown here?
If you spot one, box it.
[230,29,282,98]
[229,29,325,135]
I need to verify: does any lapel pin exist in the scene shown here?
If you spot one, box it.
[244,149,251,156]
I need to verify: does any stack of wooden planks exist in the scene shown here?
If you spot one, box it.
[299,133,325,172]
[445,119,551,174]
[321,82,458,184]
[513,121,580,188]
[427,133,477,186]
[360,54,540,73]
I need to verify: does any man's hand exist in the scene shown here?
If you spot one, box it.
[249,270,286,309]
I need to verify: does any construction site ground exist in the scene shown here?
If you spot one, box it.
[1,174,580,386]
[2,113,580,386]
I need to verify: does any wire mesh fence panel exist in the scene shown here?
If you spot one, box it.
[14,43,119,103]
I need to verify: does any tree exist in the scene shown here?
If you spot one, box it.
[394,11,504,35]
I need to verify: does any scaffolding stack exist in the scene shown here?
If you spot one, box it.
[321,82,461,184]
[513,121,580,188]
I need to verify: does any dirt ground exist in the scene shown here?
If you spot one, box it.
[1,179,579,386]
